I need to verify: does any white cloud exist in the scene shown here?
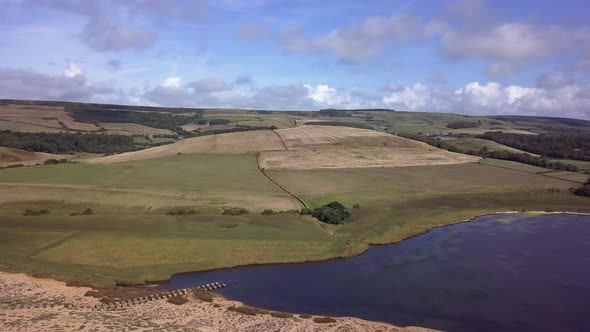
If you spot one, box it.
[383,80,590,119]
[63,61,82,78]
[161,76,181,88]
[279,14,443,63]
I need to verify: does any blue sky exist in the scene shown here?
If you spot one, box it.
[0,0,589,118]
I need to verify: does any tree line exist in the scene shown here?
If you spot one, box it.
[477,132,590,161]
[0,130,138,154]
[65,105,202,135]
[399,133,579,172]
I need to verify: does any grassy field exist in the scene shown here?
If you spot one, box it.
[448,137,535,155]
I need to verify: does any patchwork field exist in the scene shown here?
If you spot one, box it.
[1,101,589,290]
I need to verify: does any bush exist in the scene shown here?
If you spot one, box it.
[300,208,313,215]
[208,119,230,126]
[167,295,189,305]
[193,289,214,302]
[222,207,249,215]
[353,203,360,209]
[313,317,337,324]
[312,201,351,224]
[82,208,93,215]
[574,185,590,197]
[166,208,196,216]
[270,311,293,318]
[299,314,312,319]
[227,306,267,316]
[23,209,49,216]
[262,209,276,215]
[447,121,479,129]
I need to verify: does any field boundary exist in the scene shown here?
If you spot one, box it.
[479,160,586,184]
[271,130,289,150]
[256,153,308,209]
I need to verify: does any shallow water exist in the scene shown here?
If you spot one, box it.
[158,213,590,332]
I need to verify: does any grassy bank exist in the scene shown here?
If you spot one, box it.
[0,157,589,286]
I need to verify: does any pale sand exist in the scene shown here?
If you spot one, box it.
[0,271,437,332]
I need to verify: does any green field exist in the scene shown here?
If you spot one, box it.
[449,137,534,155]
[0,154,589,286]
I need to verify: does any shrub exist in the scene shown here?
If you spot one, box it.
[193,289,214,302]
[312,201,351,224]
[353,203,360,209]
[270,311,293,318]
[208,119,230,126]
[262,209,276,215]
[313,317,337,324]
[43,159,59,165]
[167,295,189,305]
[222,207,249,215]
[23,209,49,216]
[299,314,312,319]
[166,208,196,216]
[447,121,479,129]
[81,208,93,215]
[574,185,590,197]
[300,208,313,215]
[227,306,267,316]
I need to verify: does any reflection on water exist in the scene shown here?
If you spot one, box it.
[158,213,590,332]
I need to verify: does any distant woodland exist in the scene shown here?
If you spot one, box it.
[0,130,138,154]
[477,132,590,161]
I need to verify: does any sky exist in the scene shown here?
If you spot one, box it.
[0,0,589,119]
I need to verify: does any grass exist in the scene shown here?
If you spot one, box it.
[0,154,278,192]
[449,137,535,155]
[479,158,549,173]
[1,160,588,286]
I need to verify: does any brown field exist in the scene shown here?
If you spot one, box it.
[260,148,480,170]
[98,123,175,135]
[260,126,480,170]
[0,147,66,166]
[89,130,286,163]
[275,125,423,150]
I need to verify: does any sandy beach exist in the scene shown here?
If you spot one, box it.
[0,271,437,332]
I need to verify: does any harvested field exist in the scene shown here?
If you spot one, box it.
[98,123,175,135]
[0,105,97,132]
[0,146,66,166]
[89,130,286,164]
[260,148,480,170]
[274,125,424,150]
[259,126,479,170]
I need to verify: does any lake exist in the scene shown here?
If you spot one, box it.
[157,213,590,332]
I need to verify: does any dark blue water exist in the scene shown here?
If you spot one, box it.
[158,213,590,332]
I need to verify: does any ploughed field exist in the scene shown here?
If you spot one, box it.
[0,125,588,286]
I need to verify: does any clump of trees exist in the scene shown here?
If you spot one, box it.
[208,119,230,126]
[66,105,202,135]
[574,179,590,197]
[43,158,68,165]
[447,121,480,129]
[23,209,49,216]
[306,201,352,225]
[222,207,249,215]
[0,130,138,154]
[477,132,590,161]
[185,125,278,138]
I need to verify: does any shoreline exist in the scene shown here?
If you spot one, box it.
[0,270,437,332]
[1,210,589,331]
[154,210,590,286]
